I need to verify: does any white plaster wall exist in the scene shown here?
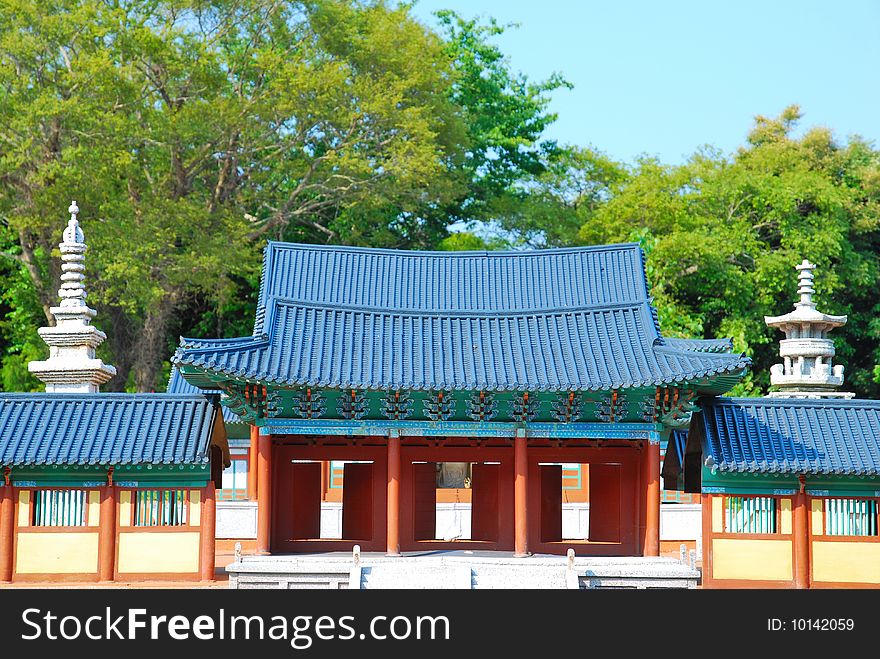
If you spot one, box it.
[320,502,343,539]
[216,501,258,539]
[659,503,702,541]
[436,503,472,540]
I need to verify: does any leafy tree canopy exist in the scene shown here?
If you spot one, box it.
[0,0,564,391]
[577,106,880,396]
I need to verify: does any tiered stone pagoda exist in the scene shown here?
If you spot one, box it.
[28,201,116,392]
[764,260,853,399]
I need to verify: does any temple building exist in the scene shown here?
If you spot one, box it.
[665,261,880,588]
[173,241,749,558]
[0,203,228,583]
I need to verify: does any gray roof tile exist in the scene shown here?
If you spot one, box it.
[0,394,218,466]
[174,242,749,392]
[698,397,880,476]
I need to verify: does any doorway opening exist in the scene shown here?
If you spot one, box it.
[284,459,374,541]
[412,462,500,542]
[538,462,622,543]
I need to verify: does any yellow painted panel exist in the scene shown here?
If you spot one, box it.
[87,490,100,527]
[17,491,29,527]
[813,541,880,584]
[711,496,723,533]
[712,538,792,581]
[119,491,131,526]
[16,532,99,574]
[117,532,200,574]
[780,498,792,535]
[189,490,200,526]
[811,499,823,536]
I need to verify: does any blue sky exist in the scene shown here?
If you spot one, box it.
[411,0,880,164]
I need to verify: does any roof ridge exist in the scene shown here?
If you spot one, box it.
[261,296,652,318]
[0,393,212,401]
[708,396,880,407]
[264,241,643,258]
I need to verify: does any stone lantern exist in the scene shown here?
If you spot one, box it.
[764,260,853,399]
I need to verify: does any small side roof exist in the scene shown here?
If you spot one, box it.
[695,396,880,477]
[0,393,226,466]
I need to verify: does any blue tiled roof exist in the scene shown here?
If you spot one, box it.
[0,394,220,466]
[697,397,880,476]
[174,242,749,392]
[167,367,242,425]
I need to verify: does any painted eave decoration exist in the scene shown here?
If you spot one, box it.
[172,242,749,395]
[167,366,243,425]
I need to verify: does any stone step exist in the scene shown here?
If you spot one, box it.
[470,565,571,589]
[359,565,472,589]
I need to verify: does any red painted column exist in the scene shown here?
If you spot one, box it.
[701,493,712,588]
[0,483,14,583]
[793,479,810,589]
[248,425,259,501]
[256,431,273,554]
[386,432,401,556]
[98,482,117,582]
[644,439,660,556]
[200,482,217,581]
[514,429,529,557]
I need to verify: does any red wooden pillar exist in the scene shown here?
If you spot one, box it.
[248,424,259,501]
[643,439,661,556]
[98,479,117,582]
[793,478,810,589]
[256,431,273,554]
[701,493,712,587]
[514,429,529,557]
[0,480,14,583]
[386,432,401,555]
[200,482,217,581]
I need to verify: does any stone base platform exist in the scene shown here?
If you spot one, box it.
[226,551,699,589]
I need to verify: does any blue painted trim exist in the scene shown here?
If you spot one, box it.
[115,480,208,488]
[261,418,660,440]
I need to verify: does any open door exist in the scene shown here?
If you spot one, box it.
[540,464,563,542]
[342,463,373,540]
[589,464,621,542]
[471,463,499,541]
[413,462,437,540]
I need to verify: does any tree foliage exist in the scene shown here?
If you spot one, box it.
[0,0,562,391]
[1,2,877,400]
[577,106,880,396]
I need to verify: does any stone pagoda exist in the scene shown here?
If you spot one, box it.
[28,201,116,392]
[764,259,853,399]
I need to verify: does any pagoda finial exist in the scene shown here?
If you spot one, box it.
[28,200,116,393]
[64,200,83,243]
[795,260,816,308]
[58,199,89,309]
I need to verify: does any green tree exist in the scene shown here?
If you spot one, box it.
[0,0,494,391]
[488,146,626,247]
[579,106,880,396]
